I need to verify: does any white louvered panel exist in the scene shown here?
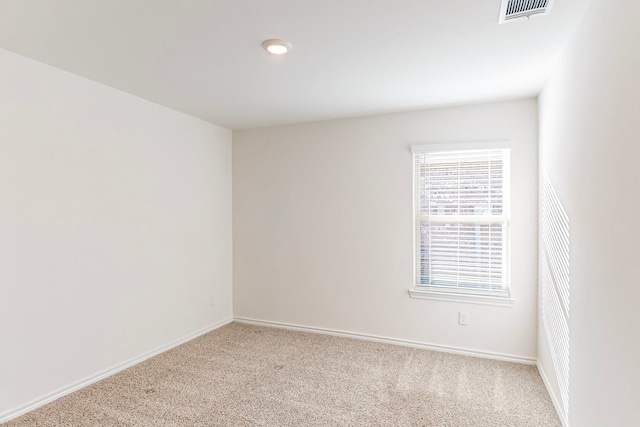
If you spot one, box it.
[507,0,549,15]
[499,0,554,23]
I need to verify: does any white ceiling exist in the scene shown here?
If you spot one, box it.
[0,0,591,129]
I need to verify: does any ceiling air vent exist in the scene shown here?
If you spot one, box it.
[499,0,555,23]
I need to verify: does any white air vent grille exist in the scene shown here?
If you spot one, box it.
[499,0,554,23]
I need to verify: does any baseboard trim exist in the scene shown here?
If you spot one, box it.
[537,362,569,427]
[0,316,233,424]
[233,316,536,365]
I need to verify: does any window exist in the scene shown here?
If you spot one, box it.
[410,143,511,303]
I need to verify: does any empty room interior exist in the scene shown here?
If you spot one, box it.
[1,0,639,426]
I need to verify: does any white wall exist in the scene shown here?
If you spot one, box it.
[233,99,538,359]
[538,0,640,425]
[0,49,232,419]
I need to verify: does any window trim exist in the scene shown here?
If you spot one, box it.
[410,141,513,303]
[408,288,516,307]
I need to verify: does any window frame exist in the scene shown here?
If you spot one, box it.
[409,142,514,306]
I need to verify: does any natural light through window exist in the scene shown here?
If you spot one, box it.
[410,143,511,304]
[542,170,570,416]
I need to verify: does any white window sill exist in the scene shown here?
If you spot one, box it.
[408,287,516,307]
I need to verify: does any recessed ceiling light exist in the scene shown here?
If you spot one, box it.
[262,39,292,55]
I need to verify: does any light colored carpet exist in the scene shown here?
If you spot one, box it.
[5,323,561,426]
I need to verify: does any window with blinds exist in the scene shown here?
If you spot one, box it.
[412,145,510,296]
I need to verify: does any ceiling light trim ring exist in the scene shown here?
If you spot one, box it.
[262,39,292,55]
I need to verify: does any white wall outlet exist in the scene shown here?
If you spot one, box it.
[210,296,216,307]
[458,311,469,326]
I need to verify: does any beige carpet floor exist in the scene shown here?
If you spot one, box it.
[5,323,561,426]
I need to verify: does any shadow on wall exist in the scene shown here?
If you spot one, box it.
[541,170,570,419]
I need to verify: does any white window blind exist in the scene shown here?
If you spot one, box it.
[413,146,510,295]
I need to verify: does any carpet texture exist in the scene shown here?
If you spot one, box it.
[5,323,561,426]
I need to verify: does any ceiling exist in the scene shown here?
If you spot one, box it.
[0,0,592,129]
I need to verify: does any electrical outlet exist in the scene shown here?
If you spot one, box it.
[458,311,469,326]
[210,296,216,307]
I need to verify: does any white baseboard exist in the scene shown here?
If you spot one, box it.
[233,316,536,365]
[0,317,233,424]
[537,361,569,427]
